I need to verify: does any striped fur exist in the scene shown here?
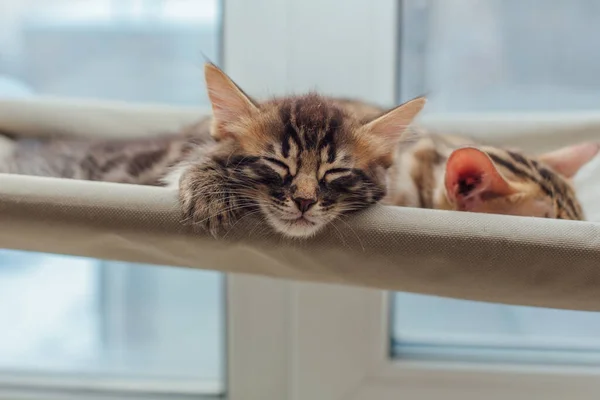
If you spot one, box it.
[175,92,423,237]
[0,65,424,238]
[172,63,425,237]
[0,118,212,185]
[0,106,593,234]
[0,106,592,238]
[0,63,593,238]
[383,132,595,220]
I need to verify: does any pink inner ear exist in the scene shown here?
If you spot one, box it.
[445,147,513,209]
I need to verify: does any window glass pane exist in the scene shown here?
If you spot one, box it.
[393,292,600,365]
[0,0,219,105]
[0,251,100,369]
[399,0,600,112]
[0,0,223,395]
[393,0,600,365]
[0,250,224,391]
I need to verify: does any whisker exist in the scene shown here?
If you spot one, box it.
[223,209,264,239]
[248,216,272,238]
[329,219,350,250]
[335,216,365,252]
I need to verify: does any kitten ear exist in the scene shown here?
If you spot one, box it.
[204,63,258,139]
[361,96,426,163]
[537,142,599,179]
[445,147,516,211]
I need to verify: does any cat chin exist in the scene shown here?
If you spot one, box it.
[277,221,325,238]
[263,210,326,238]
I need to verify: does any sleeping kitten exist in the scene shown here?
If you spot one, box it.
[0,63,426,238]
[171,65,425,237]
[316,99,598,220]
[384,132,599,219]
[0,64,595,238]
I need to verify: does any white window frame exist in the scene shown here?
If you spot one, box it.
[226,0,600,399]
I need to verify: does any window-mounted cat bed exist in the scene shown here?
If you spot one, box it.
[1,97,599,311]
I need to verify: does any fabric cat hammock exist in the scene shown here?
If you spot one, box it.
[1,97,600,311]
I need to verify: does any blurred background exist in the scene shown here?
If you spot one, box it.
[0,0,218,103]
[400,0,600,112]
[0,0,225,395]
[1,0,600,399]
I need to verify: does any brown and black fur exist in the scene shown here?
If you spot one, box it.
[482,146,584,220]
[0,118,212,185]
[384,132,594,220]
[0,63,592,238]
[174,92,417,237]
[164,64,425,237]
[0,64,425,238]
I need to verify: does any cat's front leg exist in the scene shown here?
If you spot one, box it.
[177,160,251,237]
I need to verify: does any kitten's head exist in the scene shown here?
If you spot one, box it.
[204,63,425,237]
[443,143,599,219]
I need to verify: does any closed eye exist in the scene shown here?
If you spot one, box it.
[263,157,291,174]
[323,168,353,181]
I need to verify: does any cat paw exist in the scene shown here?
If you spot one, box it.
[179,187,239,238]
[178,166,244,238]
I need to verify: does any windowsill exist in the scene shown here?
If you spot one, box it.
[0,373,223,397]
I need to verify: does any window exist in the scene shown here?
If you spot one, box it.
[3,0,600,398]
[393,292,600,365]
[0,0,220,104]
[393,0,600,366]
[0,0,224,397]
[0,250,223,390]
[399,0,600,112]
[226,0,600,397]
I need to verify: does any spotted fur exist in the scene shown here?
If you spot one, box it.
[2,64,591,238]
[384,132,597,220]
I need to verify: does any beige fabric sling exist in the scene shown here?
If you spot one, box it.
[0,97,599,311]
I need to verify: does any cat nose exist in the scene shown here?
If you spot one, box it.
[293,197,316,213]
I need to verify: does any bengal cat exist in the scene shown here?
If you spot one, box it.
[0,64,596,238]
[0,63,426,238]
[314,99,598,220]
[385,133,598,220]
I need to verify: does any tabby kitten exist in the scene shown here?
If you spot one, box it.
[170,65,425,237]
[385,132,598,220]
[1,64,594,237]
[0,63,426,238]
